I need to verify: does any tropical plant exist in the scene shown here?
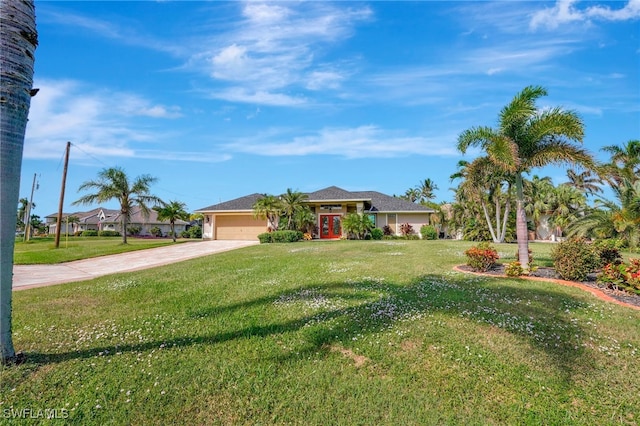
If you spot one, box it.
[547,184,586,238]
[416,178,439,203]
[252,195,283,232]
[400,188,421,203]
[551,238,600,282]
[280,188,309,230]
[523,175,553,239]
[464,242,499,272]
[457,85,592,270]
[420,225,438,240]
[293,206,316,235]
[341,213,374,240]
[1,0,37,365]
[73,167,163,244]
[600,139,640,185]
[65,215,80,235]
[565,169,602,196]
[451,157,513,243]
[154,200,190,242]
[567,179,640,249]
[16,197,31,231]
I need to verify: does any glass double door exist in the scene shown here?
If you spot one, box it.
[320,214,342,239]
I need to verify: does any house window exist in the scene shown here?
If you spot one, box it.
[367,214,376,227]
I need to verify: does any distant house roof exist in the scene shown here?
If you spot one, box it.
[46,207,188,225]
[196,186,434,214]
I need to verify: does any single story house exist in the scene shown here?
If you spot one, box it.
[195,186,435,241]
[45,207,189,237]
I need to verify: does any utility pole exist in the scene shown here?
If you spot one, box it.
[54,142,71,248]
[23,173,37,242]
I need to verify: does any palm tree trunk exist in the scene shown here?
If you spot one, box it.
[480,200,499,243]
[0,0,37,364]
[171,222,176,242]
[515,174,530,270]
[121,214,128,244]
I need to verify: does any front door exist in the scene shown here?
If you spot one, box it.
[320,214,342,239]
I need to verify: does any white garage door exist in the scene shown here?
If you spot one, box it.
[215,215,266,240]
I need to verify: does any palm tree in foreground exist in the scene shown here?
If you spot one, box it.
[457,85,593,270]
[253,195,283,232]
[73,167,162,244]
[154,200,190,242]
[1,0,38,364]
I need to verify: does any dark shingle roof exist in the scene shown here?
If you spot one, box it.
[196,187,434,214]
[196,193,264,212]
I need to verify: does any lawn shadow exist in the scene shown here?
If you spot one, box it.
[23,272,606,385]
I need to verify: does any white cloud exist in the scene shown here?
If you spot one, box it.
[225,125,459,159]
[23,79,221,162]
[530,0,640,30]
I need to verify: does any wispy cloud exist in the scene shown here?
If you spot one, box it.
[193,1,373,105]
[530,0,640,30]
[24,79,226,163]
[225,125,459,159]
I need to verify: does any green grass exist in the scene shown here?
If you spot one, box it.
[13,236,192,265]
[2,241,639,425]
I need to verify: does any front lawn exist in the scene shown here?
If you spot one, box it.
[2,240,638,424]
[13,236,193,265]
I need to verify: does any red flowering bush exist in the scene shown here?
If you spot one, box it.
[464,243,499,272]
[597,258,640,295]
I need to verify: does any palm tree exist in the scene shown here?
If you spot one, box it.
[523,175,553,239]
[401,188,421,203]
[547,184,586,238]
[279,188,308,230]
[252,195,282,232]
[293,206,316,235]
[451,157,513,243]
[16,198,31,231]
[601,140,640,185]
[1,0,38,364]
[73,167,162,244]
[154,200,190,242]
[458,85,593,270]
[565,169,602,196]
[416,178,439,203]
[568,179,640,248]
[65,215,80,235]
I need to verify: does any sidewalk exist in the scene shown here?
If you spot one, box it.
[13,240,259,291]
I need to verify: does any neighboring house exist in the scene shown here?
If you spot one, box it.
[195,186,435,241]
[45,207,189,237]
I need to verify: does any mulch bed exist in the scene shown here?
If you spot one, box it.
[455,264,640,311]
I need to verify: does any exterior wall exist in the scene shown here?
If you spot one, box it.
[397,213,430,237]
[203,215,214,239]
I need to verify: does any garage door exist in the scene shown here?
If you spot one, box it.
[215,215,266,240]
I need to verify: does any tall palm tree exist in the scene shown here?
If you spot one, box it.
[252,195,283,232]
[416,178,439,203]
[73,167,162,244]
[1,0,38,364]
[279,188,308,230]
[16,197,31,230]
[401,188,421,203]
[458,85,593,270]
[154,200,190,242]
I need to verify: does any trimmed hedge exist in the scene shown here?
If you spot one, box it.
[98,230,121,237]
[81,230,98,237]
[258,230,303,243]
[420,225,438,240]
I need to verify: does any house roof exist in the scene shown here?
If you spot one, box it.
[46,207,189,225]
[196,187,434,214]
[196,193,265,212]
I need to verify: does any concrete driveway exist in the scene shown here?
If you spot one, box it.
[13,240,259,291]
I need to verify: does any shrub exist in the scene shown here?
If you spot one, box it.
[371,228,384,240]
[98,230,121,237]
[598,259,640,295]
[81,230,98,237]
[271,230,303,243]
[303,232,313,240]
[399,223,414,237]
[180,230,191,238]
[382,225,393,236]
[404,234,420,240]
[464,243,499,272]
[188,225,202,239]
[127,226,141,236]
[504,261,524,277]
[420,225,438,240]
[594,239,622,266]
[257,232,273,244]
[149,226,163,237]
[551,238,600,282]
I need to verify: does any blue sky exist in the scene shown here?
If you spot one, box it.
[21,0,640,217]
